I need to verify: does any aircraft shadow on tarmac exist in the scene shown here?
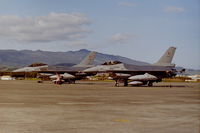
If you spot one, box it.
[73,83,188,88]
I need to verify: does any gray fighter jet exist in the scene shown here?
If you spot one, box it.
[84,47,178,86]
[12,51,96,83]
[37,51,96,83]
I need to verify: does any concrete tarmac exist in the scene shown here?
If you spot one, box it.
[0,80,199,133]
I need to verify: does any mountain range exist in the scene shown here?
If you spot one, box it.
[0,49,149,69]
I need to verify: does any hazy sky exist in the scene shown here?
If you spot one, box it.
[0,0,199,69]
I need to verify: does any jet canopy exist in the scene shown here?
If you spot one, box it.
[101,61,122,65]
[28,63,47,67]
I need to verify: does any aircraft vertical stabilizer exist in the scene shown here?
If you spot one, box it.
[73,51,96,68]
[153,47,176,67]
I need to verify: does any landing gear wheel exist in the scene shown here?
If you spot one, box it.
[148,82,153,87]
[115,83,119,87]
[115,79,119,87]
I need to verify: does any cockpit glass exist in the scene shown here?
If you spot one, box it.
[101,61,122,65]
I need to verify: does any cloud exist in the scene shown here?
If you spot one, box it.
[0,13,91,43]
[164,6,185,13]
[108,33,135,44]
[118,2,136,7]
[66,40,88,47]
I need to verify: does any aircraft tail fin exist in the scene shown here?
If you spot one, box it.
[73,51,96,68]
[153,47,176,67]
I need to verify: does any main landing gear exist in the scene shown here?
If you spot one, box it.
[147,81,153,87]
[115,79,128,87]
